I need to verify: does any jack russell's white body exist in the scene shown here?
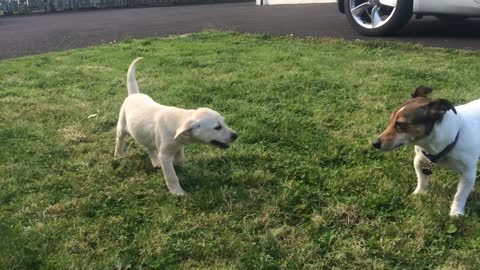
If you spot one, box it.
[373,86,480,216]
[413,99,480,216]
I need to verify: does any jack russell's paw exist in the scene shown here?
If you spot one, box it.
[449,209,465,217]
[169,187,186,196]
[412,188,427,195]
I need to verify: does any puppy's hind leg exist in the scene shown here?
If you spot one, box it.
[114,105,128,157]
[148,149,161,168]
[173,146,185,166]
[413,153,429,194]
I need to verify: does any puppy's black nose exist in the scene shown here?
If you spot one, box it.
[372,138,382,149]
[231,132,238,141]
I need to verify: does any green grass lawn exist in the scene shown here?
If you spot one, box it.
[1,31,480,269]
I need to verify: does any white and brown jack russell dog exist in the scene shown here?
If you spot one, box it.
[372,86,480,216]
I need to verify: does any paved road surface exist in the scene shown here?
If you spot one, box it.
[1,2,479,59]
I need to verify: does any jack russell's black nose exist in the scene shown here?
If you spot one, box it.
[231,133,238,141]
[372,138,382,149]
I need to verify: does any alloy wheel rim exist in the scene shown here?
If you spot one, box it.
[349,0,397,29]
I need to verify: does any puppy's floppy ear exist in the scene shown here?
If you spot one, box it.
[411,86,433,98]
[174,118,200,140]
[426,98,457,121]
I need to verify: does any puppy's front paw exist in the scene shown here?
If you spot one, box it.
[449,209,464,217]
[169,187,186,196]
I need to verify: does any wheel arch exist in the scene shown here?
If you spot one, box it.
[341,0,416,14]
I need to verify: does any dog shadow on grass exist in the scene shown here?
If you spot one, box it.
[109,144,261,196]
[110,142,160,178]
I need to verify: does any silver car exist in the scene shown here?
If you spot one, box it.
[338,0,480,36]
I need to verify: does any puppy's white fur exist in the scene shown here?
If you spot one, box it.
[413,99,480,216]
[115,58,237,195]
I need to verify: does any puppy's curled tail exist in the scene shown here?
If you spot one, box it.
[127,57,143,95]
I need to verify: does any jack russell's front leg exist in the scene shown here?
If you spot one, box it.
[450,168,477,217]
[413,153,429,194]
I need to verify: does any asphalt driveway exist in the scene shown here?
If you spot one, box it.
[1,2,479,59]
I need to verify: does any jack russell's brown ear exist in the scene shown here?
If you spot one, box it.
[174,119,200,140]
[426,98,457,121]
[411,86,433,98]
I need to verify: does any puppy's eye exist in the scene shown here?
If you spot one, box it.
[395,121,409,131]
[214,125,222,130]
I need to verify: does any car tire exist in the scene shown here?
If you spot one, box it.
[344,0,413,36]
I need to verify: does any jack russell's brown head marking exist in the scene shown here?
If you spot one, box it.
[372,86,457,151]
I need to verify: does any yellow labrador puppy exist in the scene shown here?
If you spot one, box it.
[115,58,238,195]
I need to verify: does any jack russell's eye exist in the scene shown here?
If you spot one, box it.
[394,121,409,131]
[214,125,222,130]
